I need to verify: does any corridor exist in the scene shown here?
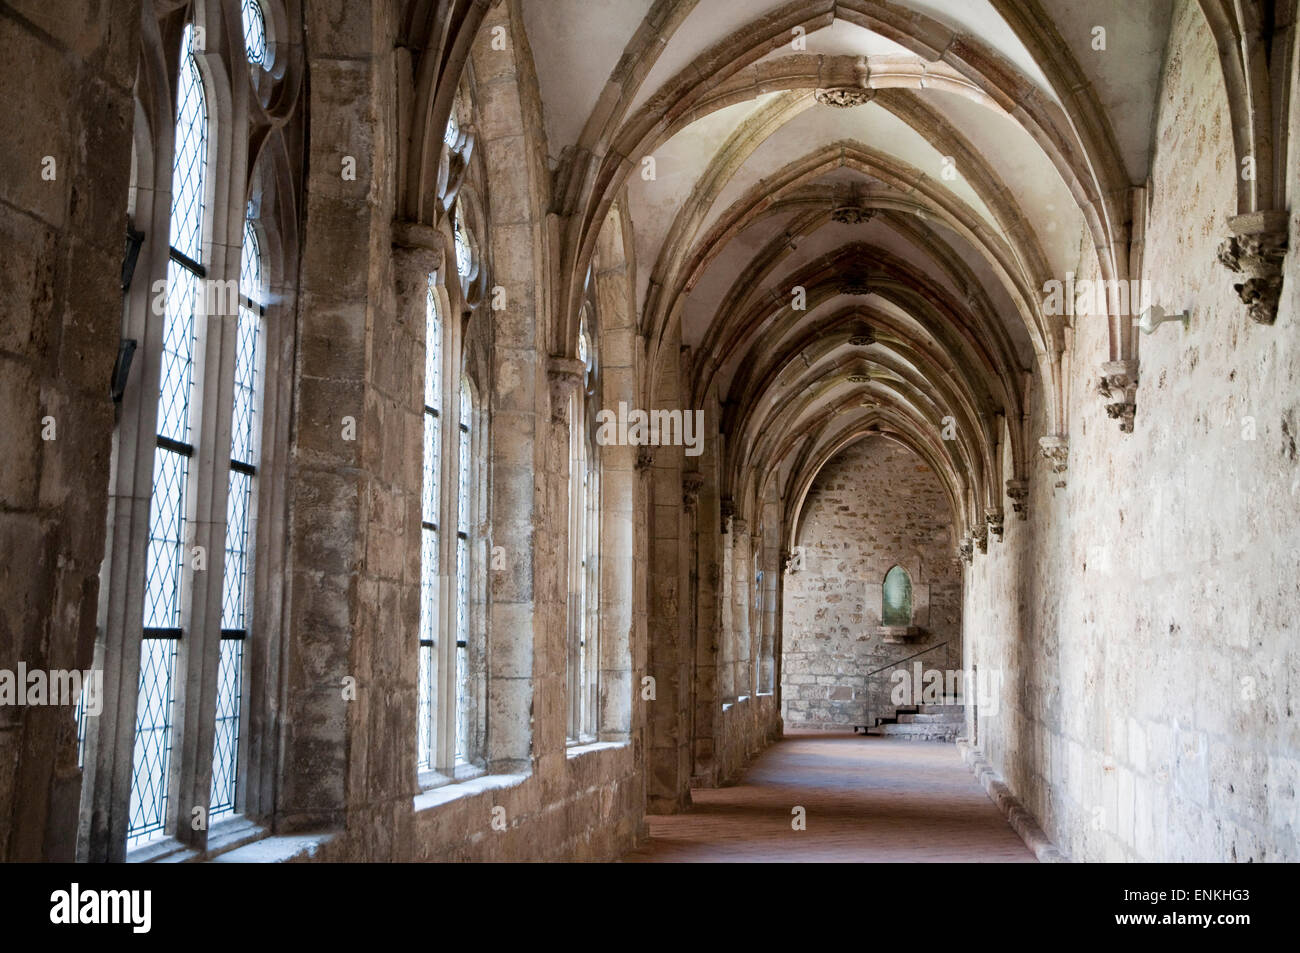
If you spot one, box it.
[624,734,1035,862]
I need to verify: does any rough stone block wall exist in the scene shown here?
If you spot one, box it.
[965,0,1300,862]
[782,440,961,730]
[0,0,140,861]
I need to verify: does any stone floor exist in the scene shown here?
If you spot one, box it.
[623,731,1036,862]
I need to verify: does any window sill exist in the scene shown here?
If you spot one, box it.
[211,831,335,863]
[412,770,530,814]
[566,739,627,760]
[129,815,296,863]
[127,836,196,864]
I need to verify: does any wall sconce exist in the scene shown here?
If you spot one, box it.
[1137,305,1189,335]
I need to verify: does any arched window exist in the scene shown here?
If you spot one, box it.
[568,320,600,742]
[130,21,208,848]
[210,220,265,822]
[455,376,473,762]
[417,279,441,772]
[882,566,913,627]
[81,1,301,862]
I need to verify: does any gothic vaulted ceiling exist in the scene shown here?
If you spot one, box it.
[519,0,1174,542]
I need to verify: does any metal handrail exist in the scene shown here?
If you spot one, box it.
[862,640,949,681]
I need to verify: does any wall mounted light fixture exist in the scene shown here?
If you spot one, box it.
[1137,305,1190,335]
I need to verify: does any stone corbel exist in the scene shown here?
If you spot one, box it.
[1038,435,1069,489]
[972,522,988,554]
[682,472,704,511]
[985,508,1004,542]
[731,518,749,541]
[815,56,873,107]
[958,535,973,565]
[1096,360,1138,433]
[720,497,735,534]
[1005,479,1029,520]
[635,445,655,473]
[547,356,585,424]
[1216,210,1289,325]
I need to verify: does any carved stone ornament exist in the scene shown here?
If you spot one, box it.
[682,472,704,509]
[985,508,1004,541]
[814,87,875,108]
[1096,360,1138,434]
[1038,435,1069,489]
[840,273,872,296]
[958,535,973,565]
[636,445,655,472]
[831,205,877,225]
[846,324,876,347]
[973,522,988,554]
[847,374,872,384]
[1216,210,1289,325]
[1005,478,1029,520]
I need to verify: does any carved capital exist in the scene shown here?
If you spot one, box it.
[1005,478,1029,520]
[1096,360,1138,434]
[635,445,655,472]
[547,356,585,424]
[1217,210,1289,325]
[985,508,1004,541]
[731,517,749,539]
[973,522,988,554]
[1038,435,1069,489]
[682,472,704,509]
[958,535,973,565]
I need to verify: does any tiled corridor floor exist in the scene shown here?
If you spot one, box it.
[623,731,1036,862]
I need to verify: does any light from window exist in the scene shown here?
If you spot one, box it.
[882,565,913,626]
[453,204,472,278]
[444,106,460,148]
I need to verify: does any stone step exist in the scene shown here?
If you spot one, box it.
[897,711,964,724]
[872,722,962,740]
[917,703,965,714]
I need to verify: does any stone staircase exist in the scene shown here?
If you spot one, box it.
[863,702,965,742]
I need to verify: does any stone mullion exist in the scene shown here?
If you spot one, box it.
[731,519,751,699]
[173,202,242,851]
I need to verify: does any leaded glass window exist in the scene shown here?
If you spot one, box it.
[241,0,267,66]
[455,377,472,763]
[568,323,600,742]
[210,221,262,822]
[417,280,441,772]
[130,22,206,848]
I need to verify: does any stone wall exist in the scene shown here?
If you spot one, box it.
[964,0,1300,862]
[0,0,140,861]
[782,440,962,730]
